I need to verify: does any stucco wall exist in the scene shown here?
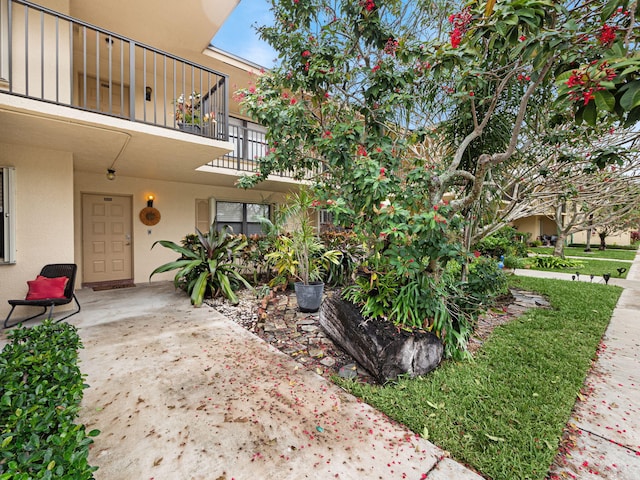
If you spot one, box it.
[571,230,631,246]
[0,143,74,317]
[74,171,288,285]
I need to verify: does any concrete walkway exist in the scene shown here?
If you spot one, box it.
[49,283,482,480]
[517,253,640,479]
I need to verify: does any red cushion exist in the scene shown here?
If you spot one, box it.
[25,276,69,300]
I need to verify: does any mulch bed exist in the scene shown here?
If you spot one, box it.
[207,287,549,383]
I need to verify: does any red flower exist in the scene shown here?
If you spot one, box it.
[450,28,462,48]
[433,205,439,211]
[290,98,297,105]
[362,0,375,12]
[599,24,617,46]
[380,167,386,176]
[357,145,368,156]
[372,64,381,73]
[474,250,481,258]
[302,50,311,58]
[519,35,526,41]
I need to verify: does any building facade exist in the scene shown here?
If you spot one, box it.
[0,0,301,316]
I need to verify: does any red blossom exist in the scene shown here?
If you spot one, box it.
[599,24,617,46]
[290,98,297,105]
[450,27,462,48]
[474,250,481,258]
[380,167,386,176]
[301,50,311,58]
[448,7,472,48]
[384,37,399,55]
[357,145,368,156]
[372,64,381,73]
[433,205,439,211]
[519,35,526,41]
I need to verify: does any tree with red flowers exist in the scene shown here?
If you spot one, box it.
[237,0,639,359]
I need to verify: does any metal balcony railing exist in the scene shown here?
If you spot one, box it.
[207,122,318,180]
[0,0,228,140]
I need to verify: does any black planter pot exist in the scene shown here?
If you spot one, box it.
[294,281,324,313]
[178,123,201,134]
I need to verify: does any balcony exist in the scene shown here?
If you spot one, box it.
[205,122,319,182]
[1,0,229,137]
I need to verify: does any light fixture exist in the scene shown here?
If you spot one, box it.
[147,194,155,208]
[145,86,152,101]
[106,168,116,181]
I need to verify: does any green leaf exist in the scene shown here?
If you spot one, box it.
[190,271,209,306]
[582,101,597,126]
[620,81,640,111]
[1,436,13,448]
[485,433,506,442]
[594,90,615,112]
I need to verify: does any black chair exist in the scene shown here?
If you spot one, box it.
[3,264,81,329]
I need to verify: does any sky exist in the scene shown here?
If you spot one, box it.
[211,0,278,68]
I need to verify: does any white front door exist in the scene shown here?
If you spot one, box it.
[82,193,133,283]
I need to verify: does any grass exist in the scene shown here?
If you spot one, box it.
[529,246,637,261]
[525,257,631,278]
[336,276,622,480]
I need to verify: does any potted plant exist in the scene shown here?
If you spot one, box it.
[266,187,342,312]
[174,92,215,134]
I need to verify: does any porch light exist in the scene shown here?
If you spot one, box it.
[106,168,116,181]
[147,195,155,208]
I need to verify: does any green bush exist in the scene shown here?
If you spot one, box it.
[0,321,99,479]
[320,230,366,287]
[527,255,584,269]
[475,226,529,258]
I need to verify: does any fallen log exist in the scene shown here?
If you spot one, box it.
[319,292,443,384]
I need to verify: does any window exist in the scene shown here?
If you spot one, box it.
[216,201,269,236]
[1,167,16,263]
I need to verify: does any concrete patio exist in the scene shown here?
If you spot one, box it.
[62,282,482,480]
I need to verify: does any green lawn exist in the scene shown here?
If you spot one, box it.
[529,246,637,261]
[525,257,631,279]
[336,277,621,480]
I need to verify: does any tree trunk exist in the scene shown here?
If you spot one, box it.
[319,293,443,384]
[599,232,607,250]
[553,232,567,257]
[585,214,593,252]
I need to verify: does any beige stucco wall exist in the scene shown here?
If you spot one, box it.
[73,171,288,286]
[513,215,558,243]
[0,143,74,317]
[571,230,631,246]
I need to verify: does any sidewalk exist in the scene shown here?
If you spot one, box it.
[517,253,640,479]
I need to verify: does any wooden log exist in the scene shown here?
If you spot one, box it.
[319,292,443,384]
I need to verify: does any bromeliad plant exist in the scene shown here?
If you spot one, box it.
[150,223,252,306]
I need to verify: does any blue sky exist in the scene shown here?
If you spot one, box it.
[212,0,277,68]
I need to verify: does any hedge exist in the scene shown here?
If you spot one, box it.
[0,321,99,479]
